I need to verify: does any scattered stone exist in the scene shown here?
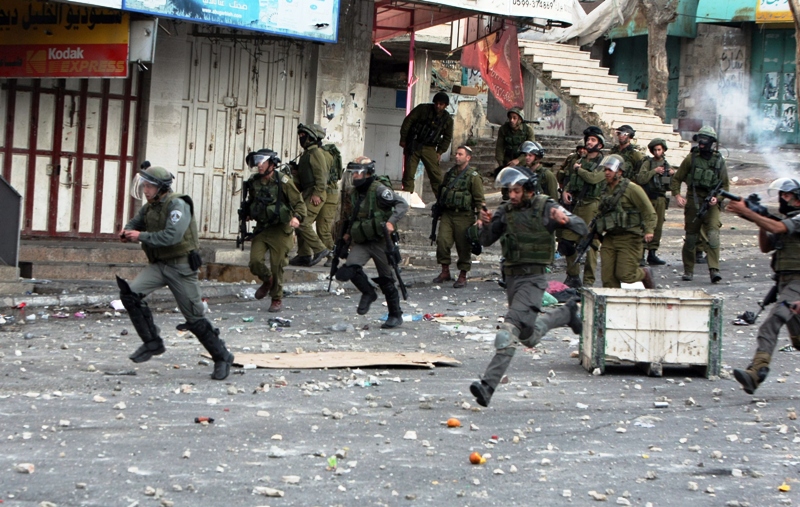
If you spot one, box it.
[14,463,35,473]
[687,482,698,491]
[404,431,417,440]
[588,490,607,501]
[253,486,284,497]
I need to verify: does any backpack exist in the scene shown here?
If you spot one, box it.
[375,174,393,189]
[322,144,343,185]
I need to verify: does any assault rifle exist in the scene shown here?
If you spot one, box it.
[570,216,600,268]
[236,178,250,251]
[429,203,442,245]
[718,190,782,221]
[693,180,724,224]
[384,224,408,300]
[327,219,350,292]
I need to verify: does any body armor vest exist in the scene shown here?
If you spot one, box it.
[411,105,448,145]
[142,193,199,262]
[568,156,603,201]
[773,211,800,272]
[641,157,672,199]
[595,179,643,234]
[248,175,291,227]
[501,195,554,266]
[296,145,331,193]
[611,145,642,180]
[687,149,722,192]
[439,167,475,212]
[349,179,394,244]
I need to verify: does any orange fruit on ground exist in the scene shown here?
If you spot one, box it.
[447,418,461,427]
[469,452,482,464]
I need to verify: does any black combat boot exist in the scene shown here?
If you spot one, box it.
[187,319,234,380]
[733,352,771,394]
[647,250,666,265]
[695,250,707,264]
[566,299,583,335]
[351,270,378,315]
[377,277,403,328]
[470,380,495,407]
[117,276,165,363]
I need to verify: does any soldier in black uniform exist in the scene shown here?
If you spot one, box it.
[335,157,410,329]
[469,166,587,407]
[118,165,234,380]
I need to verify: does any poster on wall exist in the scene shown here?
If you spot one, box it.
[122,0,338,43]
[0,0,129,78]
[762,72,779,100]
[780,104,796,132]
[320,92,345,144]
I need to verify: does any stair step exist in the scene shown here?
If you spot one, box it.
[575,94,650,110]
[561,86,642,102]
[520,41,584,54]
[556,79,631,93]
[538,63,615,80]
[528,50,594,63]
[587,107,665,126]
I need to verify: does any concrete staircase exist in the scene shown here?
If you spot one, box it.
[470,134,585,179]
[519,40,691,164]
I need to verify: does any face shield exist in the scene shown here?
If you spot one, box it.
[768,177,800,197]
[247,153,270,170]
[601,156,623,173]
[130,171,167,201]
[343,165,371,190]
[494,167,530,189]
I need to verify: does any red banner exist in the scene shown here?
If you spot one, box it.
[461,24,524,110]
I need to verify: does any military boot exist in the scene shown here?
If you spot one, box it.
[709,269,722,284]
[647,250,666,266]
[433,264,453,283]
[453,270,468,289]
[733,351,771,395]
[289,255,311,266]
[352,270,378,315]
[566,299,583,335]
[639,250,647,267]
[564,275,582,289]
[469,380,495,408]
[792,335,800,351]
[378,277,403,329]
[187,319,234,380]
[642,267,655,289]
[116,277,165,363]
[254,276,273,300]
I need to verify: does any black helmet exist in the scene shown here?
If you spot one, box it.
[432,92,450,106]
[583,126,605,148]
[246,149,281,169]
[519,140,545,158]
[616,124,636,137]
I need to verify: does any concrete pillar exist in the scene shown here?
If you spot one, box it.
[312,0,374,164]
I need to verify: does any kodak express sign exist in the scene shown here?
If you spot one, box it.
[0,0,129,78]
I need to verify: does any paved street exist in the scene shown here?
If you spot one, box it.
[2,178,800,507]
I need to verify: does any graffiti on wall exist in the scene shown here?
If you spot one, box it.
[534,89,567,136]
[719,47,745,95]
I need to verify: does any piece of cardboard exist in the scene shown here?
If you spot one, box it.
[206,351,461,369]
[452,85,479,96]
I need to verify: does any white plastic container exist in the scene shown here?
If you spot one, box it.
[580,288,723,377]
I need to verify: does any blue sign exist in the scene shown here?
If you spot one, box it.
[122,0,338,43]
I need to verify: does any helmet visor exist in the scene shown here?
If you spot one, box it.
[247,153,270,170]
[343,167,369,191]
[494,167,529,189]
[601,156,622,173]
[768,177,800,197]
[130,173,148,200]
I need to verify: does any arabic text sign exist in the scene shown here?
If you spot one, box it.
[0,0,129,78]
[756,0,791,23]
[420,0,573,24]
[121,0,339,43]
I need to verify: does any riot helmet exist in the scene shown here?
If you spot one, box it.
[601,154,624,173]
[495,166,537,192]
[616,124,636,138]
[692,126,717,153]
[131,166,174,200]
[519,140,545,159]
[344,156,376,190]
[770,177,800,214]
[246,149,281,170]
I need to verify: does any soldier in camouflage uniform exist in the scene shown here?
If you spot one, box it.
[519,140,558,200]
[595,155,656,288]
[118,165,234,380]
[399,92,454,195]
[560,126,607,288]
[730,178,800,394]
[244,149,307,313]
[290,123,332,267]
[557,143,587,198]
[495,107,536,169]
[469,166,586,408]
[670,126,729,283]
[636,138,674,266]
[433,145,485,288]
[609,124,645,180]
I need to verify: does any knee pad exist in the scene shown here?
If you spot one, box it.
[494,324,520,350]
[335,264,360,282]
[557,239,576,257]
[683,233,698,251]
[706,228,720,249]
